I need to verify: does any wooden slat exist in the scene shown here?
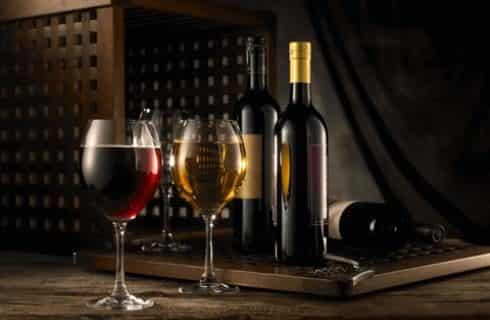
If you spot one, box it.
[118,0,274,29]
[95,6,125,123]
[0,0,112,22]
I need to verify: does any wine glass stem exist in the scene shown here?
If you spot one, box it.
[201,213,217,284]
[112,222,130,299]
[161,185,172,242]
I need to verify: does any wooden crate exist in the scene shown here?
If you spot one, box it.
[0,0,275,253]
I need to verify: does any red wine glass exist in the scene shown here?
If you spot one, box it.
[81,119,162,311]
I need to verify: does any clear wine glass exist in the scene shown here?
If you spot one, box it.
[171,119,247,295]
[139,107,191,254]
[81,119,161,311]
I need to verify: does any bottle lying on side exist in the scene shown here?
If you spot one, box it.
[328,201,447,251]
[412,223,447,244]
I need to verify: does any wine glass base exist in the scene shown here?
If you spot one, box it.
[87,294,154,311]
[178,282,239,295]
[140,240,192,254]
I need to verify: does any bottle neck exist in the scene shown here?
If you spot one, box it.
[289,83,311,105]
[247,45,267,91]
[289,54,311,105]
[248,72,267,91]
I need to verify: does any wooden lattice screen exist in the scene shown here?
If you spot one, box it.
[0,6,125,253]
[126,29,254,229]
[0,1,274,253]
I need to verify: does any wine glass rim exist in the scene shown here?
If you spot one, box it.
[80,119,160,148]
[127,119,154,124]
[87,119,154,124]
[179,118,239,126]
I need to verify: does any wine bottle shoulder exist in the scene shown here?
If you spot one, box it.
[275,104,328,137]
[234,90,280,134]
[234,90,280,112]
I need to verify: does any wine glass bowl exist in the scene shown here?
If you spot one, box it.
[139,109,192,254]
[81,119,161,310]
[81,145,161,222]
[171,119,246,294]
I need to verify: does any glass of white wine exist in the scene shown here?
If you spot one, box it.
[171,119,246,295]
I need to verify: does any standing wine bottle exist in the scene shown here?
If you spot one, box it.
[276,42,328,264]
[233,36,280,253]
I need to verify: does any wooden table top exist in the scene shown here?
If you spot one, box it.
[1,251,489,319]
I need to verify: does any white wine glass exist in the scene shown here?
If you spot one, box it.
[171,119,246,295]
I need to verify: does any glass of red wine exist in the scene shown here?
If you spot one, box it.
[81,119,162,311]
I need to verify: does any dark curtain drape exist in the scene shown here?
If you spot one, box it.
[308,0,490,243]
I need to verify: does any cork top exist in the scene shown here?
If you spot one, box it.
[289,42,311,83]
[289,42,311,60]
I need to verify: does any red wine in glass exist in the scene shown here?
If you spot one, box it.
[81,145,162,221]
[81,119,161,311]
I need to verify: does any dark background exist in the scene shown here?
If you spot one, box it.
[220,0,490,240]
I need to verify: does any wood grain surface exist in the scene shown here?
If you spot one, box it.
[0,0,112,22]
[1,252,490,319]
[119,0,273,29]
[86,239,490,297]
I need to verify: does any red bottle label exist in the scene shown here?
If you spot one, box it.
[308,144,327,226]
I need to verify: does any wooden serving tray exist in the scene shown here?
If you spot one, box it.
[85,238,490,297]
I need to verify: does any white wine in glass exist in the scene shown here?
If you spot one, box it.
[171,119,246,295]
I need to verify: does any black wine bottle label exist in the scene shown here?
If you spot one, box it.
[308,144,328,226]
[328,201,355,240]
[236,134,263,199]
